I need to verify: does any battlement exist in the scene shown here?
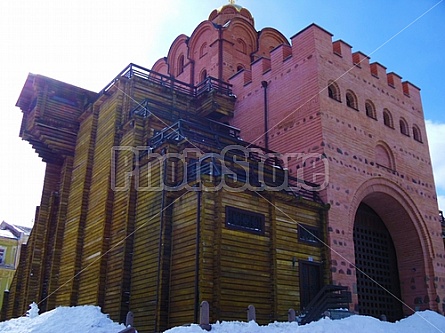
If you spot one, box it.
[230,23,420,100]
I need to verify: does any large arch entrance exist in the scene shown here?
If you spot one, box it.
[349,178,437,317]
[353,203,403,321]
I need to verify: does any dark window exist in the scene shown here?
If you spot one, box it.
[177,54,185,76]
[346,90,358,110]
[399,118,409,136]
[225,206,264,234]
[413,125,422,143]
[328,81,341,102]
[200,69,207,82]
[365,101,377,119]
[298,224,321,245]
[383,109,394,128]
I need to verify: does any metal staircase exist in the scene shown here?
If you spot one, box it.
[298,285,352,325]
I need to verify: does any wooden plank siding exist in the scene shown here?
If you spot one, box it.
[168,191,198,327]
[103,116,145,323]
[129,160,164,333]
[217,191,273,324]
[8,69,329,333]
[56,109,98,306]
[77,85,124,306]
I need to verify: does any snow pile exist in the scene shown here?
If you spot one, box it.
[165,311,445,333]
[0,305,444,333]
[26,302,39,319]
[0,305,126,333]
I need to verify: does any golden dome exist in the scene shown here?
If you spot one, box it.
[217,0,243,13]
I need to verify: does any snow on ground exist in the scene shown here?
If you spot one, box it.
[0,304,126,333]
[1,304,445,333]
[165,311,445,333]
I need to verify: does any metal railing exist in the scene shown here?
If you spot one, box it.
[100,63,233,98]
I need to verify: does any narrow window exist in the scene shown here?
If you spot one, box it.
[0,247,5,264]
[236,38,247,54]
[346,90,358,110]
[328,81,341,102]
[200,69,207,82]
[365,100,377,119]
[199,42,207,58]
[399,118,409,136]
[413,125,423,143]
[383,109,394,128]
[177,54,185,76]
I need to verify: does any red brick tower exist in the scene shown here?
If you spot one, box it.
[154,3,445,318]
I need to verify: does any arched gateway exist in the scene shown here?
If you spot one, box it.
[353,203,403,321]
[350,178,437,318]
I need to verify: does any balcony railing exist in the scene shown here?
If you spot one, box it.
[100,63,233,98]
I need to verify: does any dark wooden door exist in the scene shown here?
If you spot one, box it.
[299,261,322,310]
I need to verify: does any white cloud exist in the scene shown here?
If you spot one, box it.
[438,195,445,213]
[425,120,445,210]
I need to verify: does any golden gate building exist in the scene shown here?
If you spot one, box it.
[6,3,445,332]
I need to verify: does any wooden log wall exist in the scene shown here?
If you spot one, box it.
[103,116,144,323]
[56,109,98,306]
[76,86,124,306]
[41,156,74,312]
[26,162,63,307]
[168,191,198,327]
[129,159,164,333]
[8,71,328,333]
[216,191,273,323]
[273,198,327,321]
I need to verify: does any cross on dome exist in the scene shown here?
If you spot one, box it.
[228,0,236,4]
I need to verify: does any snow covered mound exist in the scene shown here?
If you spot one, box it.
[164,311,445,333]
[1,305,445,333]
[0,305,126,333]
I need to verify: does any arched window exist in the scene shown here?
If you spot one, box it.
[399,118,409,136]
[346,90,358,110]
[236,64,244,72]
[236,38,247,54]
[199,43,207,58]
[413,125,422,143]
[328,81,341,102]
[383,109,394,128]
[200,69,207,82]
[365,100,377,119]
[177,54,185,76]
[375,143,395,170]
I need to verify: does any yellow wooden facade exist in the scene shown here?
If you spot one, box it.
[7,65,329,332]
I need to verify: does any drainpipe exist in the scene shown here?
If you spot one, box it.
[194,187,202,323]
[261,81,269,150]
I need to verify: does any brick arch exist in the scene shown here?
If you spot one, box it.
[166,34,189,78]
[375,141,395,169]
[228,19,258,56]
[348,177,437,314]
[188,21,216,58]
[256,27,289,58]
[151,57,168,75]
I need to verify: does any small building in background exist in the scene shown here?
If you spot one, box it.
[0,222,30,311]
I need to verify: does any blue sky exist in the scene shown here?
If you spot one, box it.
[1,0,444,227]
